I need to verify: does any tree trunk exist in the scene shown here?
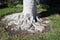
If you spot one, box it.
[23,0,37,18]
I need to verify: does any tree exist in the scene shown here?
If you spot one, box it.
[2,0,47,33]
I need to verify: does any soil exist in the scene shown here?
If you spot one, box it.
[0,13,51,35]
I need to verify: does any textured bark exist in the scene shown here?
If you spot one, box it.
[23,0,37,19]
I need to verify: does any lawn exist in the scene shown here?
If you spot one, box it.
[0,6,60,40]
[0,7,22,17]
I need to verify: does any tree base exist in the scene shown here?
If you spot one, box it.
[1,13,50,34]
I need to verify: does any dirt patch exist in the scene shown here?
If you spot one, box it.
[0,17,51,36]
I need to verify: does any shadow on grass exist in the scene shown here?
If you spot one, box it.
[37,7,60,18]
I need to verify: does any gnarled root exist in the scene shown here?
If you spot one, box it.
[1,13,50,33]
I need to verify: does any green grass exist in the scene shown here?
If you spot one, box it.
[0,6,60,40]
[0,7,22,17]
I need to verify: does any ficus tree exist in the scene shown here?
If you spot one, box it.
[2,0,49,33]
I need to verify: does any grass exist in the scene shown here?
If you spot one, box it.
[0,7,22,17]
[0,5,60,40]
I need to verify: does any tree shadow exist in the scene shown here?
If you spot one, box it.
[0,5,8,9]
[37,7,60,18]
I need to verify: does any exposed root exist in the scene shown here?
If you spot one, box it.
[1,13,50,33]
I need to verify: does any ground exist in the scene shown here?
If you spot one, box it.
[0,5,60,40]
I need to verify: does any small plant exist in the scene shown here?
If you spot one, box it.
[7,0,15,8]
